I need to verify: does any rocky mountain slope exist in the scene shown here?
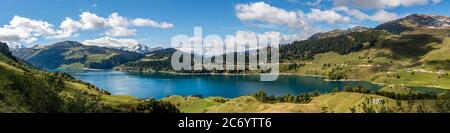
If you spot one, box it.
[375,14,450,34]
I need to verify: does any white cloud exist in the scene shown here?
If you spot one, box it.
[79,12,107,30]
[82,37,139,48]
[0,12,173,46]
[107,13,130,29]
[370,10,401,23]
[334,7,400,23]
[105,13,136,36]
[0,15,60,44]
[53,17,82,38]
[332,0,437,9]
[62,12,174,37]
[175,30,306,54]
[235,2,307,28]
[132,18,174,29]
[235,2,350,30]
[105,27,136,37]
[306,8,351,24]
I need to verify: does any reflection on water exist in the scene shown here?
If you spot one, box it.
[56,69,383,99]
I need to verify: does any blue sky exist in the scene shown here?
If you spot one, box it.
[0,0,448,48]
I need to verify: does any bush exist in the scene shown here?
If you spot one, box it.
[251,91,314,104]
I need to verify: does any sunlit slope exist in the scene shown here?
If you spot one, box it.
[0,42,139,112]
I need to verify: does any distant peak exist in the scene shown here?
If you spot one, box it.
[51,41,84,47]
[375,13,450,34]
[308,26,370,40]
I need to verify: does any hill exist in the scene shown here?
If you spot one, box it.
[309,26,370,40]
[113,48,176,72]
[163,92,446,113]
[111,14,450,91]
[12,41,144,69]
[1,41,178,113]
[375,14,450,34]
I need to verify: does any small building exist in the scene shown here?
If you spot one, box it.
[405,68,412,72]
[437,69,446,75]
[142,97,155,101]
[371,98,385,105]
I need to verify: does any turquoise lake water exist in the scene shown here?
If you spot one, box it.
[57,70,384,99]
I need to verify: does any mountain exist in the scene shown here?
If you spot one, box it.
[0,41,112,112]
[1,41,181,113]
[114,44,163,54]
[112,14,450,90]
[114,48,177,72]
[309,26,370,40]
[102,43,164,54]
[282,29,391,60]
[12,41,144,69]
[147,47,165,53]
[0,42,12,58]
[375,14,450,34]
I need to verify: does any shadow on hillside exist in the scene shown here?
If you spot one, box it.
[376,34,443,60]
[427,60,450,70]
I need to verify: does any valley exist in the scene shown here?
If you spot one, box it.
[3,14,450,113]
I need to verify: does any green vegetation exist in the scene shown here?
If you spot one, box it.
[160,96,227,113]
[250,91,316,104]
[203,96,321,113]
[159,87,450,113]
[122,100,180,113]
[0,42,175,113]
[281,30,390,60]
[5,14,450,113]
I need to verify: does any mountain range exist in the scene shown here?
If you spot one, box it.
[11,14,450,75]
[12,41,144,69]
[110,14,450,90]
[375,14,450,34]
[111,44,164,54]
[2,13,450,113]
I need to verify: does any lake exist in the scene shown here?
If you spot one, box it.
[56,70,384,99]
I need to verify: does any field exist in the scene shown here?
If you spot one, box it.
[161,92,443,113]
[281,33,450,91]
[65,82,140,106]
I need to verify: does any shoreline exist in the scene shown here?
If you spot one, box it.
[63,68,450,91]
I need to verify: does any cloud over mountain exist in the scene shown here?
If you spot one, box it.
[332,0,441,9]
[0,12,174,44]
[235,2,351,29]
[59,12,174,38]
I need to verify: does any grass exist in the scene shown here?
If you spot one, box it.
[203,92,442,113]
[160,96,225,113]
[282,35,450,91]
[379,85,414,94]
[59,62,85,69]
[0,61,24,72]
[203,96,321,113]
[86,53,118,63]
[171,93,386,113]
[311,92,395,113]
[65,81,140,106]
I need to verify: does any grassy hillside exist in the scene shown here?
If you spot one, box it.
[280,29,450,90]
[160,96,227,113]
[0,42,177,113]
[162,92,448,113]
